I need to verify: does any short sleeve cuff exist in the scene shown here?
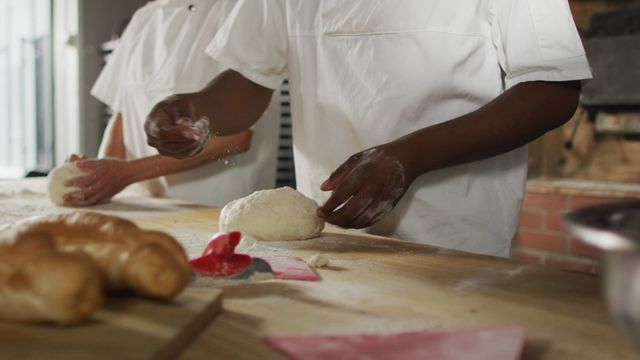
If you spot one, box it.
[208,50,286,90]
[505,56,593,89]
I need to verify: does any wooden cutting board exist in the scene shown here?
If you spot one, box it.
[0,286,223,360]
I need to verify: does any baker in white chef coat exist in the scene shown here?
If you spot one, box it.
[64,0,280,207]
[144,0,591,257]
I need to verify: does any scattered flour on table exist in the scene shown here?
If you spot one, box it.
[0,194,61,226]
[166,226,214,259]
[306,254,330,268]
[454,265,532,291]
[236,235,284,255]
[0,188,43,198]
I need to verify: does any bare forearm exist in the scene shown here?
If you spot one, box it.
[127,130,253,184]
[102,112,125,159]
[187,70,274,136]
[393,81,580,179]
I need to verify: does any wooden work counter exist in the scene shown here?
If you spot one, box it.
[0,179,636,359]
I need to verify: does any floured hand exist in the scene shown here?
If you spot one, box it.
[318,144,416,229]
[145,95,211,159]
[63,158,133,206]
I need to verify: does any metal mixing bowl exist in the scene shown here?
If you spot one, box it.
[565,201,640,349]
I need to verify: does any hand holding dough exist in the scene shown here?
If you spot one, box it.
[47,162,85,206]
[219,187,324,241]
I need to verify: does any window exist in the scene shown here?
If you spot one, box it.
[0,0,54,179]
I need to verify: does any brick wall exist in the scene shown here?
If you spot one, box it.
[513,180,640,274]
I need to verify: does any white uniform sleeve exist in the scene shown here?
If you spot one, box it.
[491,0,592,89]
[90,3,154,109]
[90,42,126,110]
[205,0,288,90]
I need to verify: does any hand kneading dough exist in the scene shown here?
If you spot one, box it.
[47,162,84,205]
[219,187,324,241]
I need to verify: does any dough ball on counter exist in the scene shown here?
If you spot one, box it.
[307,254,330,268]
[219,187,324,241]
[47,163,84,206]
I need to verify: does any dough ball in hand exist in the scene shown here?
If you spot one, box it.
[219,187,325,241]
[47,163,84,206]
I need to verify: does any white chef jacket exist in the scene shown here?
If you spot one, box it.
[91,0,281,207]
[206,0,592,257]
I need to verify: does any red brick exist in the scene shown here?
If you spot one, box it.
[512,250,543,264]
[516,230,567,253]
[523,192,568,211]
[569,195,618,210]
[519,210,543,229]
[569,238,602,259]
[546,213,566,233]
[543,258,596,274]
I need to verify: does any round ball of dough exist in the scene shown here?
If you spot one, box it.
[47,163,84,206]
[219,187,325,241]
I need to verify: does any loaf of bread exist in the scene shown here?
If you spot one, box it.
[0,230,104,324]
[7,212,191,300]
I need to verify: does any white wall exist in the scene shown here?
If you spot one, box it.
[54,0,147,163]
[53,0,79,165]
[77,0,148,157]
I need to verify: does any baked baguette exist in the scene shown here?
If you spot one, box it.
[7,212,191,300]
[0,230,103,324]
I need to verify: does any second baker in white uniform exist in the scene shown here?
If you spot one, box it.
[64,0,280,207]
[144,0,591,257]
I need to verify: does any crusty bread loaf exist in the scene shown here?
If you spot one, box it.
[8,212,191,300]
[0,230,103,324]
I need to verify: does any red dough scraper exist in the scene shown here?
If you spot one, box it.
[189,231,275,284]
[190,231,320,284]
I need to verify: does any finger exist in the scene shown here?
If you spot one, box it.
[322,186,379,228]
[318,174,361,218]
[65,154,88,163]
[64,185,111,207]
[62,191,87,207]
[166,132,208,156]
[65,173,97,187]
[145,104,192,140]
[160,126,201,142]
[352,198,396,229]
[78,180,107,200]
[178,116,210,138]
[147,134,198,153]
[144,109,171,139]
[66,154,80,163]
[146,136,163,149]
[321,154,362,191]
[75,188,112,206]
[74,160,101,171]
[66,190,107,207]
